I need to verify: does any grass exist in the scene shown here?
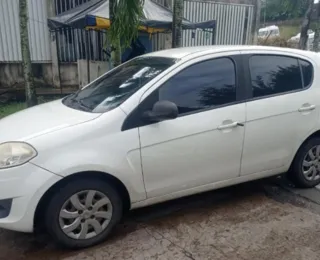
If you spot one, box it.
[0,103,26,119]
[0,96,62,119]
[278,22,319,41]
[279,25,300,40]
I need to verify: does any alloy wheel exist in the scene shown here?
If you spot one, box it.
[302,145,320,182]
[59,190,113,240]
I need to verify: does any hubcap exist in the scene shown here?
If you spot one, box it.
[59,190,113,240]
[302,145,320,182]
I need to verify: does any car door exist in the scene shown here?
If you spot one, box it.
[240,51,319,176]
[132,55,247,198]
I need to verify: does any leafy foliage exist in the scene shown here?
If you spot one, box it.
[257,36,296,47]
[109,0,144,48]
[261,0,310,21]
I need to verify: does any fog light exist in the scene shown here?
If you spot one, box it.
[0,199,12,218]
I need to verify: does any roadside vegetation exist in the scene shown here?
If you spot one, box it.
[0,103,26,118]
[0,96,61,119]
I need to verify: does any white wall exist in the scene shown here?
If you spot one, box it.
[0,0,51,62]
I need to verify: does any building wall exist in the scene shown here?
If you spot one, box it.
[0,63,53,88]
[153,0,255,49]
[0,0,51,62]
[183,1,254,46]
[154,0,255,8]
[0,63,79,88]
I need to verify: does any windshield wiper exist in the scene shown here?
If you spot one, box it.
[69,97,92,112]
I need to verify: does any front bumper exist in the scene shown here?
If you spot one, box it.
[0,163,62,232]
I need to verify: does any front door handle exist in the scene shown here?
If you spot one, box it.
[218,121,240,130]
[299,104,316,112]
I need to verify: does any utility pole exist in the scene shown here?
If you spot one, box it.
[299,0,314,50]
[313,2,320,52]
[264,0,267,26]
[19,0,37,107]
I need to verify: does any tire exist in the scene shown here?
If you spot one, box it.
[45,178,123,249]
[289,137,320,188]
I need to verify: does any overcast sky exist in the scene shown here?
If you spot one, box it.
[315,0,319,3]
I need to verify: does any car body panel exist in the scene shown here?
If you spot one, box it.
[30,108,147,203]
[240,50,320,175]
[0,99,100,143]
[1,46,320,233]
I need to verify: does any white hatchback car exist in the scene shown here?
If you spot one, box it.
[0,46,320,248]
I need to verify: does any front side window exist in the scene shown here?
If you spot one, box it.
[63,57,176,113]
[250,55,303,98]
[157,58,237,115]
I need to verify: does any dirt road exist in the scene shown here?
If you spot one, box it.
[1,180,320,260]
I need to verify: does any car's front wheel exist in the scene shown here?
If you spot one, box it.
[45,178,123,249]
[290,137,320,188]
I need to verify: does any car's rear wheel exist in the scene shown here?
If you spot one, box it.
[45,178,123,249]
[290,137,320,188]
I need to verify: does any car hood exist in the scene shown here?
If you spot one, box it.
[0,99,101,142]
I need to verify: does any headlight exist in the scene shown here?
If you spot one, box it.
[0,142,37,169]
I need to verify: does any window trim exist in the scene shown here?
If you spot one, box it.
[122,55,245,131]
[298,58,314,89]
[245,54,313,103]
[157,56,239,118]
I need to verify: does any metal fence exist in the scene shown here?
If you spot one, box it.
[0,0,51,62]
[53,28,107,62]
[183,1,254,46]
[54,0,93,15]
[152,0,254,50]
[53,0,108,62]
[53,0,255,62]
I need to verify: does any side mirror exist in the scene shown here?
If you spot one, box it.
[143,100,178,122]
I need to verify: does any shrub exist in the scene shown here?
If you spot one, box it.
[258,36,297,48]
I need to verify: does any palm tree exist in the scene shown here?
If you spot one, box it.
[109,0,144,67]
[19,0,37,107]
[172,0,184,48]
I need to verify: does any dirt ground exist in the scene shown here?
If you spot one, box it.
[1,180,320,260]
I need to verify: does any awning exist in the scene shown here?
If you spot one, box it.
[48,0,216,33]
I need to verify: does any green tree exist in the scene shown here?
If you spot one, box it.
[261,0,309,22]
[109,0,144,67]
[19,0,37,107]
[172,0,184,48]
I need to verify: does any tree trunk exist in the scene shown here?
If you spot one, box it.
[109,0,121,67]
[313,3,320,52]
[19,0,37,107]
[252,0,261,45]
[111,39,121,67]
[172,0,184,48]
[299,0,314,50]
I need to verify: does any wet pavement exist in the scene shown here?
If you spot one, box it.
[1,180,320,260]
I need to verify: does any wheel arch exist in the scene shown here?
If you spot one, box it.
[34,171,131,230]
[290,130,320,170]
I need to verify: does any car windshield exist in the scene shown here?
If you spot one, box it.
[63,57,176,113]
[258,31,268,37]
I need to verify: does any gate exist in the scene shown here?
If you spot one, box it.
[183,1,254,46]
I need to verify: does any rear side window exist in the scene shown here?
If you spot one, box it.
[300,59,313,87]
[250,55,303,98]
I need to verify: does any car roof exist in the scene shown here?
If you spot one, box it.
[143,45,316,60]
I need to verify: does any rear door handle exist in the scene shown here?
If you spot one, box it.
[218,121,243,130]
[299,104,316,112]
